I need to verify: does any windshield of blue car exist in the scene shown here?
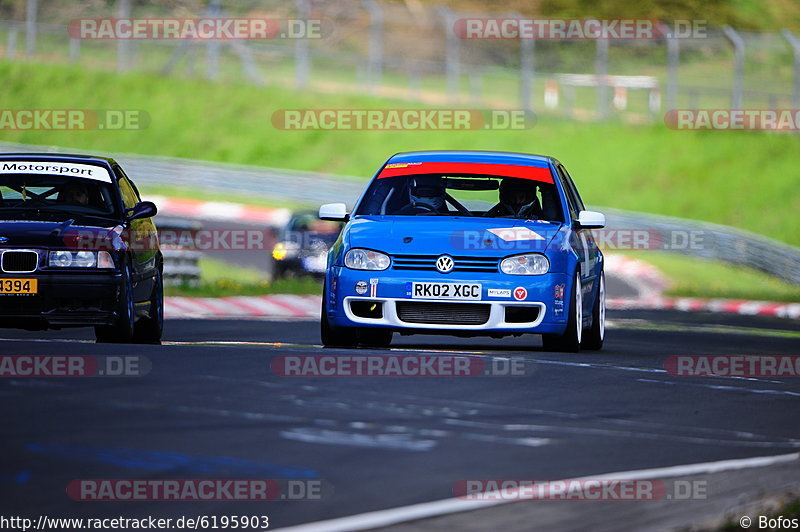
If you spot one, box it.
[0,174,119,218]
[354,174,565,222]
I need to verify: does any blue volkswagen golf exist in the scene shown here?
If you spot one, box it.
[319,151,606,352]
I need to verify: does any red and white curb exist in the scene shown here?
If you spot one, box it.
[165,295,321,319]
[165,294,800,320]
[604,253,669,300]
[149,195,291,226]
[608,297,800,319]
[603,254,800,319]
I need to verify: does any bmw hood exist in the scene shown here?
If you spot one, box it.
[0,218,121,249]
[346,216,563,256]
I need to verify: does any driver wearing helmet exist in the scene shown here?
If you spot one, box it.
[485,178,542,218]
[397,175,448,214]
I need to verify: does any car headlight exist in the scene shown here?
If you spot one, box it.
[49,251,115,269]
[500,253,549,275]
[273,242,300,261]
[344,248,390,271]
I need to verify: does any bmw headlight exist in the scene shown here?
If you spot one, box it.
[49,251,115,269]
[500,253,549,275]
[344,248,390,271]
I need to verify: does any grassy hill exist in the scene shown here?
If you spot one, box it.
[0,61,798,245]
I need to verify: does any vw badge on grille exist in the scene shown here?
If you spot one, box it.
[436,255,454,273]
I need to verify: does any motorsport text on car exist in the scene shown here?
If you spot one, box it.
[0,153,163,343]
[318,150,606,352]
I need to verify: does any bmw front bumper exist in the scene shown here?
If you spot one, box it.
[0,271,123,329]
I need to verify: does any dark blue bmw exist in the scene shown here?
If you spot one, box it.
[0,153,163,343]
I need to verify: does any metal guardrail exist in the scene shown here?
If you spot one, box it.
[155,217,202,285]
[1,141,798,285]
[600,208,800,286]
[0,140,366,207]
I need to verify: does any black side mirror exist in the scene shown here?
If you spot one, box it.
[127,201,158,221]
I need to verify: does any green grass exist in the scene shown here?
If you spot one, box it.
[1,61,799,246]
[621,251,800,302]
[165,256,322,297]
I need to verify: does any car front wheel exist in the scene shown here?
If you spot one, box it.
[581,271,605,351]
[133,266,164,345]
[320,283,359,348]
[95,263,135,343]
[541,271,582,352]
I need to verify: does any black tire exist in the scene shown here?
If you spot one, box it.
[358,328,393,348]
[541,271,582,353]
[133,266,164,345]
[95,263,135,344]
[320,285,358,348]
[272,263,289,281]
[581,271,605,351]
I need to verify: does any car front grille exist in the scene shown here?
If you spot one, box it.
[396,301,490,325]
[1,250,38,273]
[391,254,499,273]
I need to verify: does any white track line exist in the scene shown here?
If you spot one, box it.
[276,452,800,531]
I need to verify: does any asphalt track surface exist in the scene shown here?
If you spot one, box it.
[1,309,799,530]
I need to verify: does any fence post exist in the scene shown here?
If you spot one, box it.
[117,0,132,71]
[666,27,679,111]
[7,24,17,59]
[520,27,534,112]
[408,62,421,100]
[25,0,37,58]
[469,71,482,105]
[69,37,80,63]
[438,6,460,104]
[206,0,221,80]
[294,0,311,89]
[782,29,800,109]
[595,29,610,119]
[722,26,745,110]
[364,0,383,94]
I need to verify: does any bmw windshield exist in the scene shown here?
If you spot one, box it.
[0,173,120,219]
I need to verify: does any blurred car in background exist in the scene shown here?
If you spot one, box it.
[272,211,343,279]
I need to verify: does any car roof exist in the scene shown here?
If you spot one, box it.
[388,150,555,168]
[0,152,117,167]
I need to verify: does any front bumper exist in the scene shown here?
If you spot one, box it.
[327,267,571,335]
[0,272,122,329]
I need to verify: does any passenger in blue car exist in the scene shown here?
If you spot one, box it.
[396,175,448,215]
[485,178,543,219]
